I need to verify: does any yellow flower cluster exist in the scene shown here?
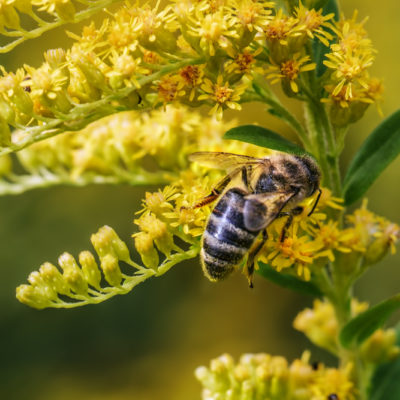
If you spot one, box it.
[323,11,383,125]
[294,299,400,364]
[0,0,362,153]
[0,106,235,194]
[134,168,399,285]
[195,352,355,400]
[259,192,399,282]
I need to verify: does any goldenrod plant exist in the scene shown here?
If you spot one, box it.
[2,0,399,398]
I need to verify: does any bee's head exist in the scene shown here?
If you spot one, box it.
[295,155,321,196]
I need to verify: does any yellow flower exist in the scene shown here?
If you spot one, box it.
[263,8,300,46]
[179,64,205,101]
[264,224,328,280]
[293,1,335,47]
[308,221,364,261]
[107,48,149,89]
[188,9,238,56]
[311,363,355,400]
[225,47,263,79]
[137,186,179,217]
[323,11,376,102]
[155,74,186,107]
[266,53,316,93]
[198,75,248,120]
[226,0,274,33]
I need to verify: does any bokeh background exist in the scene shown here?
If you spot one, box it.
[0,1,399,399]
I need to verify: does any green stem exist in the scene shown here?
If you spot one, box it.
[251,78,313,152]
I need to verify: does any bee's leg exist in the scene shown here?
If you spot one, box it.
[244,229,268,289]
[308,188,322,217]
[278,206,303,242]
[184,173,233,210]
[185,166,249,210]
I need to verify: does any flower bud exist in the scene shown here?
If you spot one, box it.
[55,0,76,21]
[0,118,11,146]
[100,253,122,287]
[11,89,33,115]
[134,231,159,269]
[79,251,101,290]
[364,223,399,266]
[58,252,88,295]
[44,49,67,69]
[0,98,15,123]
[39,262,70,295]
[16,284,53,309]
[137,214,174,255]
[0,155,12,176]
[27,270,58,301]
[3,5,21,30]
[361,329,400,364]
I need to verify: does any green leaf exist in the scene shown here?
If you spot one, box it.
[257,262,323,297]
[340,294,400,348]
[224,125,307,156]
[312,0,339,77]
[370,324,400,400]
[343,109,400,205]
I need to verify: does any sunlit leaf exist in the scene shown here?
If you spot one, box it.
[224,125,307,156]
[343,109,400,205]
[340,294,400,348]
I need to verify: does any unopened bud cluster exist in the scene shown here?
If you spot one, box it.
[16,226,135,309]
[195,352,355,400]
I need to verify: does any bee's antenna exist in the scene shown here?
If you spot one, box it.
[308,188,322,217]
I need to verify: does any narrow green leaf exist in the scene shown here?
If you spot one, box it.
[343,109,400,205]
[370,324,400,400]
[340,294,400,348]
[257,262,323,297]
[312,0,339,77]
[224,125,307,156]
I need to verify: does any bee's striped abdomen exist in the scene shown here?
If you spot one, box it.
[201,188,258,281]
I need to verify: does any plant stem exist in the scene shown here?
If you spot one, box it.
[304,97,370,399]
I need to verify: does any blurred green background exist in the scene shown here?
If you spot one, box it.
[0,1,399,399]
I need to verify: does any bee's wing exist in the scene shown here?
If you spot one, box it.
[189,152,266,172]
[243,192,295,232]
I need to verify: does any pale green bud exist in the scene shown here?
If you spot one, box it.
[58,252,88,295]
[11,89,33,115]
[0,118,11,147]
[28,271,58,301]
[100,253,122,287]
[361,329,400,364]
[0,98,15,123]
[134,232,159,269]
[79,251,101,290]
[0,155,12,176]
[39,262,70,295]
[16,284,52,309]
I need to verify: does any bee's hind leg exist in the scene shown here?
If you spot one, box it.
[278,206,303,242]
[244,229,268,289]
[183,166,250,210]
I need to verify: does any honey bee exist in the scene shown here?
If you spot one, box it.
[189,151,321,287]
